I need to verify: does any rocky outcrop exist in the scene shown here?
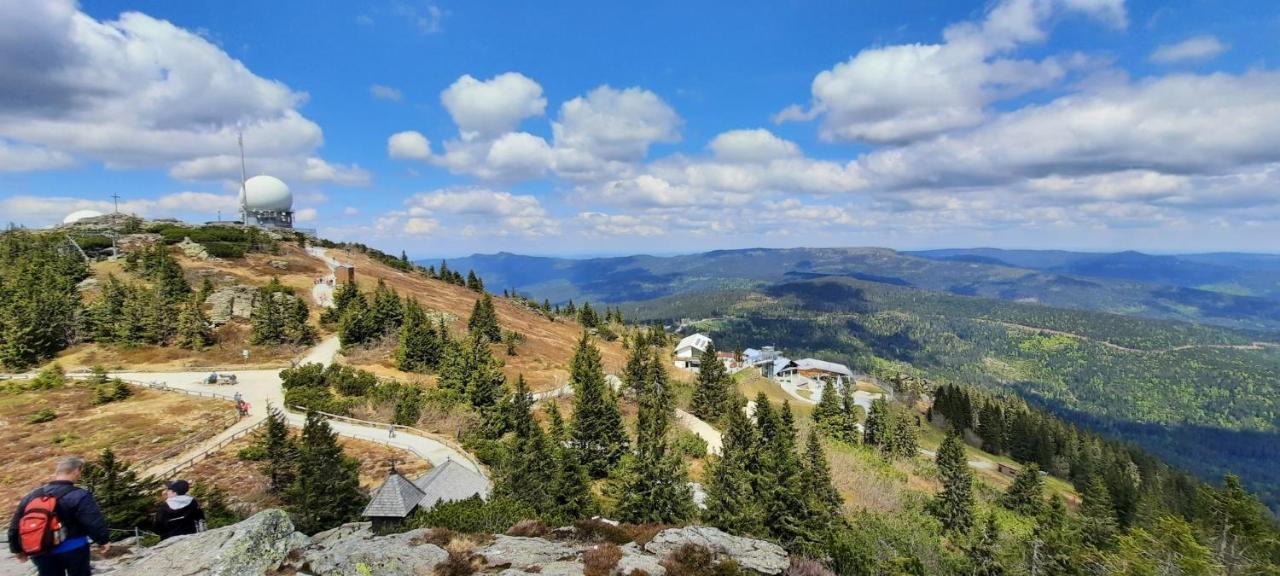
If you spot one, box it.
[644,526,789,575]
[176,236,211,260]
[115,509,308,576]
[206,285,258,324]
[290,522,448,576]
[74,511,788,576]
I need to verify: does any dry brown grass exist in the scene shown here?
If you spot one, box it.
[824,440,916,516]
[0,384,233,505]
[583,544,623,576]
[56,323,302,371]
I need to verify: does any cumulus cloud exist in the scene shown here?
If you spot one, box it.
[0,0,362,185]
[576,212,667,237]
[551,86,681,179]
[441,73,546,139]
[709,129,801,163]
[370,84,404,101]
[779,0,1125,143]
[1150,35,1228,64]
[294,207,319,222]
[397,187,558,236]
[388,131,432,160]
[0,140,75,171]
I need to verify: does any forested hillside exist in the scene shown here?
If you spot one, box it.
[448,247,1280,332]
[625,277,1280,513]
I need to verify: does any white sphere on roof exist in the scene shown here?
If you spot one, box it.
[239,175,292,212]
[63,209,104,224]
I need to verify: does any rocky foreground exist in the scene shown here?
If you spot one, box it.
[82,510,790,576]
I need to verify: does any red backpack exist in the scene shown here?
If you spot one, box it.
[18,485,71,555]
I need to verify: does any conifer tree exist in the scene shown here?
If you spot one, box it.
[1080,475,1119,549]
[621,332,651,397]
[863,397,890,448]
[812,381,845,437]
[336,293,376,346]
[616,350,694,524]
[569,332,628,477]
[82,448,160,534]
[967,515,1004,576]
[1029,494,1077,576]
[396,299,441,373]
[932,431,975,532]
[257,406,300,492]
[689,343,732,422]
[577,301,599,328]
[175,294,213,350]
[467,293,501,342]
[761,401,812,552]
[322,282,362,325]
[804,430,843,520]
[704,408,765,536]
[888,409,919,459]
[465,270,484,292]
[497,376,557,515]
[1001,463,1045,516]
[286,412,367,534]
[368,279,403,336]
[838,382,863,442]
[977,402,1007,455]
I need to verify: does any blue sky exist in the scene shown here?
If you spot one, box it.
[2,0,1278,258]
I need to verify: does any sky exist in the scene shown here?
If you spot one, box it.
[1,0,1278,258]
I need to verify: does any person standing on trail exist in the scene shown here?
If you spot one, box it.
[8,456,111,576]
[388,423,396,438]
[153,480,204,541]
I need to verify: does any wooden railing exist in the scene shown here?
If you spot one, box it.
[135,411,242,469]
[148,419,266,480]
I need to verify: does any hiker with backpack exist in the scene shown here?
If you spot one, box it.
[153,480,205,541]
[7,456,110,576]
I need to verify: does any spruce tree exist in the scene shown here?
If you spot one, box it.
[336,294,375,346]
[812,380,844,436]
[703,408,765,536]
[368,279,403,336]
[931,431,975,532]
[863,397,890,448]
[759,401,812,551]
[838,382,863,443]
[498,377,557,515]
[286,412,367,534]
[1001,463,1045,516]
[804,431,843,520]
[82,448,160,533]
[577,302,599,328]
[977,402,1007,455]
[396,299,441,373]
[467,293,501,342]
[967,515,1004,576]
[257,406,299,492]
[621,332,651,398]
[1080,475,1119,549]
[689,343,732,422]
[888,409,919,459]
[616,350,695,524]
[175,294,213,350]
[569,332,628,477]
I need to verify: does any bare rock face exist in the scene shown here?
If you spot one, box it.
[480,534,583,569]
[289,522,448,576]
[206,285,258,325]
[176,236,211,260]
[644,526,789,575]
[269,260,290,270]
[116,509,308,576]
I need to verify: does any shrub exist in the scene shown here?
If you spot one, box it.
[28,408,57,424]
[672,431,708,459]
[506,519,549,538]
[784,559,834,576]
[660,544,716,576]
[583,544,623,576]
[409,528,458,547]
[434,546,477,576]
[30,364,65,390]
[237,444,268,461]
[575,519,634,545]
[408,496,535,535]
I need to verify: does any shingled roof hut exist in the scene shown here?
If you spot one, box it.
[363,460,491,530]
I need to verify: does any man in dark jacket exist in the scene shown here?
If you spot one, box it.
[8,456,111,576]
[153,480,204,540]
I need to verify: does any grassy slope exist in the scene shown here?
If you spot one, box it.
[0,383,234,505]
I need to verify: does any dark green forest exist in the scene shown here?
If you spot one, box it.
[625,277,1280,513]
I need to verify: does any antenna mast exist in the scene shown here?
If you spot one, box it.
[238,128,249,224]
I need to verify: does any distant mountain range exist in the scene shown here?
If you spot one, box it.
[438,248,1280,333]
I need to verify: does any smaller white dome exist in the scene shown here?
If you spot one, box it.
[239,175,292,212]
[63,209,104,224]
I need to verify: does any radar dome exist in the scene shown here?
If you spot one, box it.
[239,175,292,212]
[63,209,104,224]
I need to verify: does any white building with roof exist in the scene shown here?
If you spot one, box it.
[673,333,713,370]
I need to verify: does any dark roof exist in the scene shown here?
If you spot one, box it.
[361,471,426,518]
[412,459,491,509]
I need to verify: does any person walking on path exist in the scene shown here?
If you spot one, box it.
[7,457,111,576]
[233,392,244,417]
[153,480,204,541]
[388,423,396,438]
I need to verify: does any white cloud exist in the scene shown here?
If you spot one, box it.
[1,191,238,226]
[1150,35,1228,64]
[435,132,552,181]
[551,86,681,179]
[403,187,558,236]
[0,140,75,171]
[370,84,403,101]
[709,129,801,163]
[0,0,359,184]
[404,217,440,235]
[294,207,318,222]
[388,131,432,160]
[576,212,666,237]
[168,154,369,185]
[779,0,1125,143]
[393,2,445,34]
[441,73,546,139]
[343,206,360,216]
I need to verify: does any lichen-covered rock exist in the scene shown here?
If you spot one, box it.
[644,527,788,575]
[619,543,667,576]
[206,285,257,325]
[269,259,290,270]
[290,522,448,576]
[176,236,211,260]
[120,509,308,576]
[480,534,583,569]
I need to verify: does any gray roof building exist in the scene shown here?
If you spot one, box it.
[363,459,492,525]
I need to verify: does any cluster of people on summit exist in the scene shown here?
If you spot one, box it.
[7,456,207,576]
